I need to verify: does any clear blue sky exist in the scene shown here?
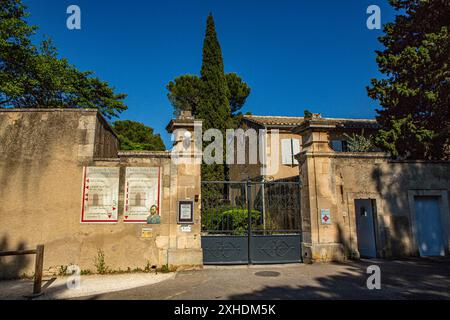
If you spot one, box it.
[25,0,396,148]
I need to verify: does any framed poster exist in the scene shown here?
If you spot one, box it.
[124,167,161,224]
[81,167,119,223]
[177,200,194,224]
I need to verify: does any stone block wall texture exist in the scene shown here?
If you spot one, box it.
[0,109,202,279]
[298,125,450,262]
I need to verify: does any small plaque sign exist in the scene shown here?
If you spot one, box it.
[178,200,194,224]
[180,225,192,233]
[141,227,153,238]
[321,208,331,225]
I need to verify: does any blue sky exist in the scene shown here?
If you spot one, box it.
[25,0,396,147]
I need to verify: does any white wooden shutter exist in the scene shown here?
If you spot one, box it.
[292,139,300,164]
[281,139,292,165]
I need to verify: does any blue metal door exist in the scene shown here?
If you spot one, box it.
[414,196,445,257]
[355,199,377,258]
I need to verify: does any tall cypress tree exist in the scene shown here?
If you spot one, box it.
[198,14,230,181]
[166,13,251,181]
[199,14,231,130]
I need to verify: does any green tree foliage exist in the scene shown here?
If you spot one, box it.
[166,75,202,116]
[343,130,375,152]
[166,14,251,181]
[225,72,250,115]
[0,0,127,119]
[367,0,450,160]
[112,120,165,151]
[167,72,250,123]
[198,14,230,131]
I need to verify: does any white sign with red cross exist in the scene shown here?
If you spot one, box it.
[321,208,331,225]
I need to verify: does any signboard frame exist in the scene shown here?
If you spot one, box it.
[177,200,194,224]
[81,167,120,224]
[123,167,162,224]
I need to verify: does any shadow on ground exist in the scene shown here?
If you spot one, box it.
[229,258,450,300]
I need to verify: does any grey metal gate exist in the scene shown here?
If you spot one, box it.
[201,180,302,264]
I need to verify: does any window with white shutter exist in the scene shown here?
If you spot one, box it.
[292,139,300,164]
[281,139,292,165]
[281,138,301,165]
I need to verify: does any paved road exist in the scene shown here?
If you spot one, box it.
[81,258,450,300]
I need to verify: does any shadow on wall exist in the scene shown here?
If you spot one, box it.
[0,113,58,192]
[371,162,450,257]
[336,223,354,259]
[0,236,31,280]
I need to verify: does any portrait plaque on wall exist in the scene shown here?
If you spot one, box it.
[81,167,119,223]
[178,200,194,224]
[124,167,161,224]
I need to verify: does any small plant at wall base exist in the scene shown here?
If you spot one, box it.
[81,269,92,276]
[58,265,68,276]
[94,249,109,275]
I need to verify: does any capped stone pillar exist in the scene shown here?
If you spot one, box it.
[165,111,204,266]
[293,119,346,262]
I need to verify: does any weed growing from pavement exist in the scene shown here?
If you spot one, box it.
[54,256,176,277]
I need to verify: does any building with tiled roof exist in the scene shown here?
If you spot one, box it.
[229,113,379,182]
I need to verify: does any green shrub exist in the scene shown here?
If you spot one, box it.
[58,265,68,276]
[343,130,374,152]
[202,206,261,235]
[94,249,109,274]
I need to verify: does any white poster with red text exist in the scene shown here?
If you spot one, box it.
[124,167,161,224]
[81,167,119,223]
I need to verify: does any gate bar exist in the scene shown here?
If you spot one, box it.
[201,180,301,185]
[247,180,252,264]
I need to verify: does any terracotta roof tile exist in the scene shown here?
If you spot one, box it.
[243,115,305,126]
[243,114,377,129]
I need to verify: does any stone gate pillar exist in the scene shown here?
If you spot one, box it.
[294,119,347,262]
[165,111,203,267]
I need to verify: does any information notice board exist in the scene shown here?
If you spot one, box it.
[81,167,119,223]
[124,167,161,224]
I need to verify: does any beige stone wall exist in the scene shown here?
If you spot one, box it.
[298,125,450,262]
[0,109,202,279]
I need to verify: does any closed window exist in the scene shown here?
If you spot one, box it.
[281,138,300,165]
[331,140,348,152]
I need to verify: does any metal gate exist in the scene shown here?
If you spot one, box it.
[201,179,302,264]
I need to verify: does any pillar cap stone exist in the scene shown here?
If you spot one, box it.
[166,116,202,134]
[292,119,336,135]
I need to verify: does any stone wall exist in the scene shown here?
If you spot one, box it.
[0,109,202,279]
[296,120,450,262]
